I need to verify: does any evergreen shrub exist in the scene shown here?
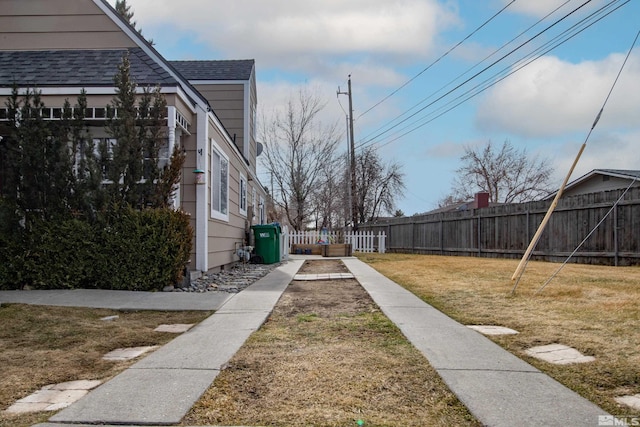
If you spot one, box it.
[0,206,192,291]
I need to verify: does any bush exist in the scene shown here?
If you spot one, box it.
[0,200,26,289]
[93,206,192,291]
[0,205,192,291]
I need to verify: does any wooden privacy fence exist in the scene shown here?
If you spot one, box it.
[360,187,640,266]
[283,229,386,254]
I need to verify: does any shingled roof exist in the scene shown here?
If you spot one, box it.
[0,48,179,87]
[169,59,254,81]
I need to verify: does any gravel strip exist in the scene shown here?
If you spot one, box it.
[170,262,282,293]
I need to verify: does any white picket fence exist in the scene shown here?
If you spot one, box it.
[281,227,386,254]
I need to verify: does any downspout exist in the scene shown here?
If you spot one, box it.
[196,105,209,272]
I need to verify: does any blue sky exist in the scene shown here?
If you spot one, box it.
[117,0,640,215]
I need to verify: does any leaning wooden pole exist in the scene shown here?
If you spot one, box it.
[510,142,585,282]
[511,29,639,291]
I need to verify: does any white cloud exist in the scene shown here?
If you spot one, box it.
[475,52,640,137]
[124,0,457,82]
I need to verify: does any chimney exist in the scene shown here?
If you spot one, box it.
[474,192,489,209]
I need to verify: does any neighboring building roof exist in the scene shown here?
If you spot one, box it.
[169,60,254,81]
[594,169,640,180]
[545,169,640,200]
[0,48,179,88]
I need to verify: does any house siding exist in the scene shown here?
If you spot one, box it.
[205,119,252,270]
[563,176,639,197]
[192,83,246,162]
[0,0,136,50]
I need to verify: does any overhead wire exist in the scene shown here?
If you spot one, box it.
[356,0,573,146]
[355,0,518,121]
[366,0,629,151]
[356,0,598,151]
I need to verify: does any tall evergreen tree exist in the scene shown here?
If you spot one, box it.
[105,53,182,209]
[115,0,136,28]
[115,0,154,45]
[65,91,103,217]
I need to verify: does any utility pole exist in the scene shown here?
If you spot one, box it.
[337,75,357,230]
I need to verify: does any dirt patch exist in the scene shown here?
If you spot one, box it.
[296,259,350,274]
[183,260,479,426]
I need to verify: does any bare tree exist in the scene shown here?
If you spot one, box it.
[260,87,341,231]
[448,140,553,204]
[311,155,343,230]
[354,146,405,224]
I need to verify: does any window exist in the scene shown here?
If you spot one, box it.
[252,187,257,220]
[239,174,247,216]
[91,138,117,181]
[211,140,229,221]
[259,196,266,224]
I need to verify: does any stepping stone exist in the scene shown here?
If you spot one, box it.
[154,323,194,333]
[102,346,157,361]
[525,344,595,365]
[4,380,102,414]
[467,325,519,335]
[615,394,640,411]
[47,380,102,391]
[294,273,355,281]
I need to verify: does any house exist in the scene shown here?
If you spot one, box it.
[0,0,267,273]
[545,169,640,199]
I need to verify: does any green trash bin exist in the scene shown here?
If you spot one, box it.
[251,224,281,264]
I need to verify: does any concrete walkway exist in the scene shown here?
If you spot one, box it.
[42,259,302,426]
[342,258,609,427]
[0,288,232,311]
[20,256,608,426]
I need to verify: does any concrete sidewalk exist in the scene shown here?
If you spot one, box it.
[43,259,302,426]
[0,288,232,311]
[26,256,609,426]
[342,258,609,427]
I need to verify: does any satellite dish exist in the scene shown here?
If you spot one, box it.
[256,142,264,156]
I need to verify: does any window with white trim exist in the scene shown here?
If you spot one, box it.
[211,140,229,221]
[239,174,247,216]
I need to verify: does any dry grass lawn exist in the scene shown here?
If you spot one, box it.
[184,260,480,426]
[0,305,210,427]
[357,253,640,416]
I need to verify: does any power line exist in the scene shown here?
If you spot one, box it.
[364,0,629,152]
[356,0,597,150]
[357,0,573,145]
[356,0,518,121]
[356,0,630,153]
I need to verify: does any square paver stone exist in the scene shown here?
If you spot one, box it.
[467,325,519,335]
[154,323,194,333]
[615,394,640,411]
[102,345,157,361]
[525,344,595,365]
[5,380,102,414]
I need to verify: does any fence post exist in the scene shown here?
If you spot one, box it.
[378,231,386,253]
